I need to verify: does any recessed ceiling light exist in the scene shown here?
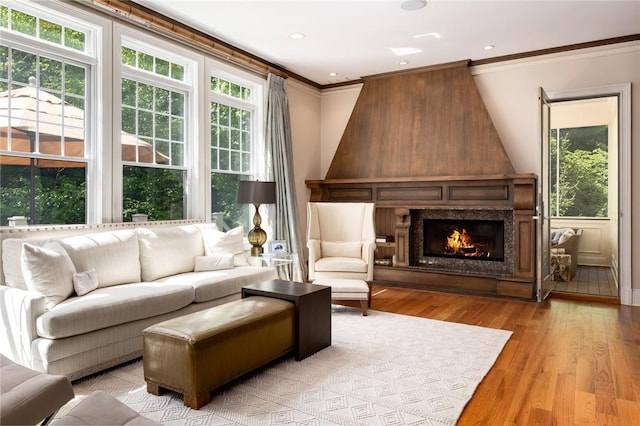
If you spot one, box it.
[484,44,495,50]
[413,32,441,39]
[399,61,409,65]
[289,33,305,40]
[390,47,423,56]
[401,0,427,11]
[329,72,337,77]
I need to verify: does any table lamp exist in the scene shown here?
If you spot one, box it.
[237,180,276,256]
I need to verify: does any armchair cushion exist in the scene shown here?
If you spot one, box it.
[321,241,362,258]
[315,257,368,274]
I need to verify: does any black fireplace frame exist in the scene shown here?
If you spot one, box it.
[409,208,515,277]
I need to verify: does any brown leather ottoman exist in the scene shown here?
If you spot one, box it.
[142,296,294,409]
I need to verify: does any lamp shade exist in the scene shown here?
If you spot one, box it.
[237,181,276,204]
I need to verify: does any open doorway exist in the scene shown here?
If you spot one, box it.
[547,96,619,299]
[538,83,633,305]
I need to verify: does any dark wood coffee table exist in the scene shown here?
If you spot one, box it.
[242,279,331,361]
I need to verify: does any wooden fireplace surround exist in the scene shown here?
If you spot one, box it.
[306,174,537,300]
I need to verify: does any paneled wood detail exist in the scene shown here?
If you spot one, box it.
[377,186,442,202]
[448,184,509,201]
[325,61,515,180]
[394,208,410,267]
[515,212,536,278]
[326,186,372,201]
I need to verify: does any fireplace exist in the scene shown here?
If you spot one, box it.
[423,219,504,261]
[409,208,515,277]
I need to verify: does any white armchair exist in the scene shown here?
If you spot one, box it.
[306,202,376,282]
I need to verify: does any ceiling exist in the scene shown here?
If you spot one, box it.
[135,0,640,86]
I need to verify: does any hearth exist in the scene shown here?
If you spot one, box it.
[409,208,515,277]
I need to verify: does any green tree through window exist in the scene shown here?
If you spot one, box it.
[550,125,608,217]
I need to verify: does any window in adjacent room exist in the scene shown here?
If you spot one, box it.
[0,2,95,225]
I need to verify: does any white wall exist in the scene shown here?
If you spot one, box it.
[313,41,640,303]
[286,79,321,247]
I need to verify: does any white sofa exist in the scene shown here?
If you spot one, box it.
[0,221,277,381]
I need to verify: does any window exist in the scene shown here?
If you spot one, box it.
[209,72,261,231]
[0,1,95,225]
[119,38,192,221]
[550,125,609,217]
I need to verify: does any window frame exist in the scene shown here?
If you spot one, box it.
[1,0,105,224]
[113,23,202,221]
[206,59,265,229]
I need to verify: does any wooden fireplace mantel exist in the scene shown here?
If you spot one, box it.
[306,174,538,300]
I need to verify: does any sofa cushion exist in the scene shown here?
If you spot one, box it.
[21,242,76,310]
[137,225,204,281]
[59,230,140,288]
[200,225,249,266]
[155,266,278,303]
[194,255,234,272]
[36,282,195,339]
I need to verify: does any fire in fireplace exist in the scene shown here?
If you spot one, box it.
[423,219,505,261]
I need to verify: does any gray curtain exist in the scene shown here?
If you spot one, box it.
[265,73,307,281]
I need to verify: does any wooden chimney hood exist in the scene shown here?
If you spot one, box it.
[325,60,515,180]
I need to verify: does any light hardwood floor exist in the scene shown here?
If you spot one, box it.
[367,285,640,425]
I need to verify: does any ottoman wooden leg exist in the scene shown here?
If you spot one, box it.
[184,392,211,410]
[146,381,163,396]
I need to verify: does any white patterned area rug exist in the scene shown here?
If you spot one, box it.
[58,307,512,425]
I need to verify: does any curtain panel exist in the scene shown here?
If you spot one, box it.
[265,73,307,281]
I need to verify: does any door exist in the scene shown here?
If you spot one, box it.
[538,87,553,300]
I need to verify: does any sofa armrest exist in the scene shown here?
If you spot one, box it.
[307,239,321,280]
[362,241,376,281]
[0,286,45,367]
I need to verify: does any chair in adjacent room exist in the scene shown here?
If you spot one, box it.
[551,227,583,279]
[306,202,376,314]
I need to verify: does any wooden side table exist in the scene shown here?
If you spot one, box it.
[242,279,331,360]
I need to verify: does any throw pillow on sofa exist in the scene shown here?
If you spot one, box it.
[21,242,75,310]
[194,255,235,272]
[73,267,99,296]
[200,225,250,266]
